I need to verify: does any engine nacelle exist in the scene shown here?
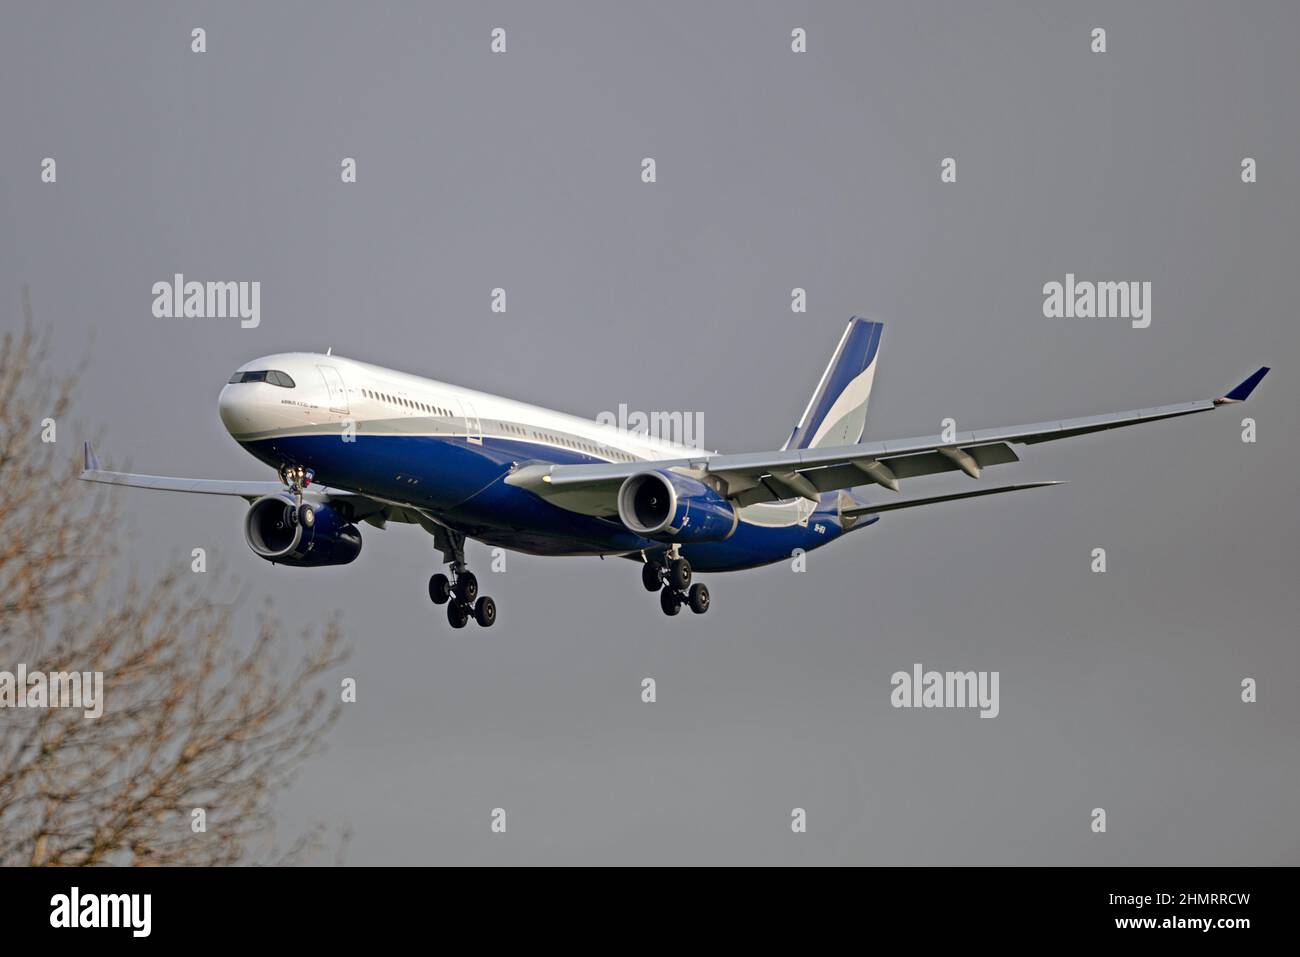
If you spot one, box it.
[244,495,363,567]
[616,470,738,544]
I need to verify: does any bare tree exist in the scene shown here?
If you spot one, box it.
[0,298,347,866]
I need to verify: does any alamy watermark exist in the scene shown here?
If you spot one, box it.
[0,664,103,719]
[1043,273,1150,328]
[50,887,150,937]
[152,274,260,328]
[596,403,704,449]
[890,663,999,718]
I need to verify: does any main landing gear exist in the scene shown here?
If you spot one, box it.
[428,569,496,628]
[278,464,316,528]
[643,553,710,617]
[427,528,496,629]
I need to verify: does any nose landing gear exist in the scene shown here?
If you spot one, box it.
[278,464,317,527]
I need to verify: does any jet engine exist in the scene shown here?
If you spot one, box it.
[244,495,363,567]
[616,470,738,544]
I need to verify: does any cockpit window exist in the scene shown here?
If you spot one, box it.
[228,370,295,388]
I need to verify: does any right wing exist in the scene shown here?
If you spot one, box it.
[78,442,392,521]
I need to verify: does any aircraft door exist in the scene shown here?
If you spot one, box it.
[457,398,483,445]
[317,365,350,414]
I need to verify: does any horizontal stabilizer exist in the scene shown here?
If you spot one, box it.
[841,481,1065,518]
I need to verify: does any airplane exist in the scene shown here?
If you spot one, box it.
[79,317,1269,628]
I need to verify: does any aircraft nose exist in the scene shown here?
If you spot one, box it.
[218,383,261,436]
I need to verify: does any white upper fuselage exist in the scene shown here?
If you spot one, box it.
[217,351,707,465]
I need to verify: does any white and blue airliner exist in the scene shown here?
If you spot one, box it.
[80,318,1268,628]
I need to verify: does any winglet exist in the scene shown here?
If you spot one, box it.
[1216,367,1270,405]
[83,441,101,472]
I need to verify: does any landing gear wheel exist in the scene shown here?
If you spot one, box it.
[428,573,451,605]
[473,596,497,627]
[687,582,710,614]
[454,571,479,604]
[669,557,692,591]
[659,587,682,616]
[641,562,663,592]
[298,503,315,528]
[447,601,469,629]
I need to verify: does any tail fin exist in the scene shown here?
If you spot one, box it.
[782,317,883,450]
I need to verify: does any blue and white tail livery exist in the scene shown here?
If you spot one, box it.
[784,317,883,451]
[79,316,1269,627]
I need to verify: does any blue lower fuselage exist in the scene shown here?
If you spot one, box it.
[238,434,875,572]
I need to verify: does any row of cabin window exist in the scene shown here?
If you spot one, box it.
[534,430,634,462]
[358,398,636,462]
[499,422,634,461]
[362,388,451,418]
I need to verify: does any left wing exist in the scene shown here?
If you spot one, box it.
[506,367,1270,515]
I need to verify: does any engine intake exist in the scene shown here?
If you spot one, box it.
[244,495,363,567]
[616,471,737,544]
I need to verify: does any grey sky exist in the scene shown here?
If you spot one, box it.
[1,1,1297,864]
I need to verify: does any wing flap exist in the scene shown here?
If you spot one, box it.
[868,441,1020,482]
[726,442,1020,505]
